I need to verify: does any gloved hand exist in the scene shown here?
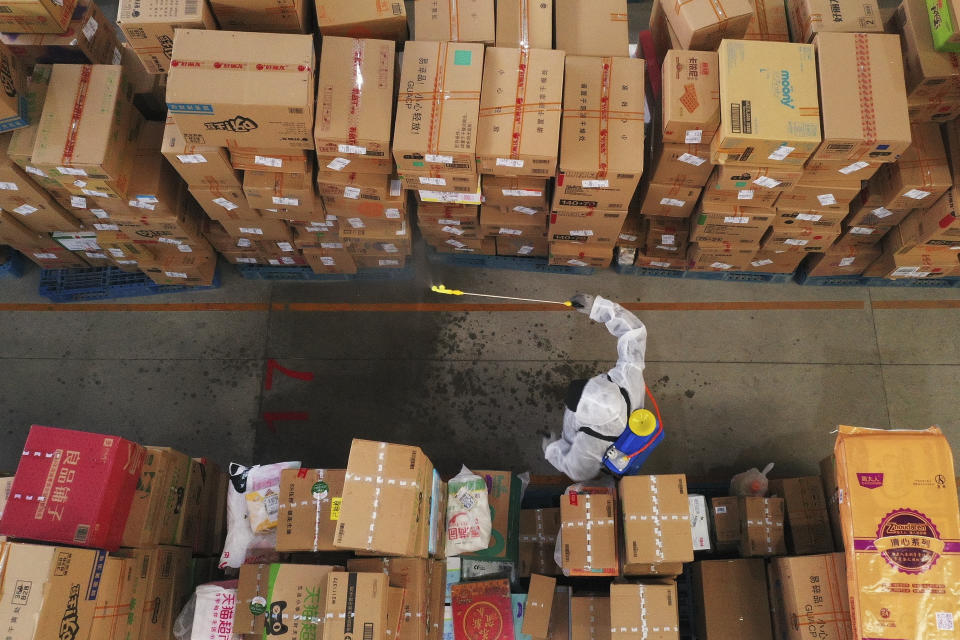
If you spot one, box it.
[570,293,594,314]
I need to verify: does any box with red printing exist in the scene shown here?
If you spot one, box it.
[0,425,145,550]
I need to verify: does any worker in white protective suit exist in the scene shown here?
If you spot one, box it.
[543,293,649,481]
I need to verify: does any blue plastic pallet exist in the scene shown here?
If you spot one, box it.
[615,263,793,284]
[0,249,24,278]
[427,248,595,275]
[794,264,960,288]
[38,266,220,302]
[235,263,416,281]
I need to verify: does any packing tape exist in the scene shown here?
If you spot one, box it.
[448,0,460,41]
[853,34,878,145]
[510,48,531,160]
[61,65,93,166]
[168,59,311,73]
[597,57,611,180]
[348,39,365,148]
[519,0,530,49]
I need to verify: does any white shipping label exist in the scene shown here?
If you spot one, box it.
[280,257,296,265]
[326,157,350,171]
[347,218,365,228]
[660,198,686,207]
[320,256,336,266]
[738,189,754,200]
[379,259,400,266]
[81,16,98,40]
[513,206,538,215]
[337,144,367,155]
[0,182,18,190]
[839,257,856,267]
[499,228,522,235]
[236,238,252,247]
[442,226,464,235]
[321,243,344,249]
[817,193,837,206]
[426,154,453,164]
[661,234,676,245]
[128,199,155,210]
[685,129,702,144]
[711,262,732,269]
[753,176,781,188]
[12,204,37,215]
[385,208,401,218]
[724,216,749,224]
[82,189,109,198]
[904,188,931,200]
[115,259,137,265]
[107,248,124,257]
[212,197,237,210]
[70,196,86,208]
[715,506,728,514]
[768,145,795,161]
[236,257,258,263]
[850,226,875,235]
[177,153,207,164]
[343,186,361,199]
[419,189,482,204]
[164,271,188,279]
[86,252,107,259]
[238,227,263,235]
[797,213,822,221]
[784,238,809,246]
[177,244,193,252]
[567,259,588,267]
[254,155,282,167]
[518,245,534,255]
[872,207,893,218]
[650,261,672,268]
[502,189,543,197]
[25,166,46,176]
[390,180,402,196]
[582,179,609,188]
[892,266,919,276]
[570,229,594,236]
[936,612,954,631]
[272,196,300,206]
[419,176,446,186]
[94,223,118,230]
[438,219,460,225]
[33,252,58,259]
[496,158,524,168]
[277,242,294,252]
[58,166,87,176]
[838,161,869,174]
[752,259,774,267]
[656,245,676,251]
[678,153,706,166]
[382,243,399,253]
[90,209,108,219]
[268,259,280,265]
[73,180,86,187]
[619,233,638,241]
[446,239,466,248]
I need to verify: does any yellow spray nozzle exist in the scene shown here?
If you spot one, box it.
[431,284,464,296]
[563,301,573,307]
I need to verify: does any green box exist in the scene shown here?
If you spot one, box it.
[927,0,960,51]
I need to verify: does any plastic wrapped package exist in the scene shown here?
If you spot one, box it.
[445,466,492,556]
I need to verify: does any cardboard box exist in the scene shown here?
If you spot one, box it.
[210,0,310,33]
[787,0,882,43]
[549,240,612,267]
[620,475,693,576]
[0,0,119,67]
[768,477,834,555]
[0,0,76,33]
[645,216,690,257]
[189,185,257,221]
[832,223,888,248]
[89,556,134,640]
[162,118,241,188]
[863,244,958,277]
[762,224,841,252]
[712,41,821,166]
[692,559,773,640]
[0,172,80,233]
[235,563,337,639]
[483,176,549,210]
[521,574,556,639]
[818,455,844,550]
[394,41,483,174]
[557,55,645,211]
[768,554,851,640]
[325,191,408,219]
[348,558,436,640]
[301,245,357,274]
[906,94,960,123]
[609,584,679,640]
[746,249,806,272]
[0,425,144,550]
[875,124,952,210]
[894,0,960,100]
[661,50,720,145]
[121,447,173,547]
[710,496,740,552]
[570,596,610,640]
[804,244,883,275]
[559,484,618,577]
[414,0,494,43]
[317,171,395,201]
[496,0,552,48]
[635,249,687,269]
[774,204,848,226]
[481,205,547,236]
[743,0,790,40]
[777,184,860,211]
[314,0,407,40]
[476,47,565,177]
[811,33,911,164]
[687,243,756,270]
[400,171,479,193]
[738,496,786,557]
[690,207,774,244]
[702,170,781,207]
[555,0,629,56]
[639,182,701,217]
[6,65,57,188]
[126,545,192,640]
[893,188,960,248]
[228,146,310,174]
[617,214,642,246]
[713,164,802,192]
[244,166,315,216]
[117,0,216,74]
[649,0,683,64]
[166,30,315,149]
[274,468,345,552]
[664,0,752,50]
[518,508,562,577]
[335,439,433,557]
[647,142,714,187]
[549,210,627,244]
[323,572,390,640]
[496,235,548,257]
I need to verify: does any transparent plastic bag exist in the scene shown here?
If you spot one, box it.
[444,465,492,556]
[245,462,293,533]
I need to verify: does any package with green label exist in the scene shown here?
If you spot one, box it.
[275,468,346,552]
[463,470,523,563]
[927,0,960,51]
[234,563,338,638]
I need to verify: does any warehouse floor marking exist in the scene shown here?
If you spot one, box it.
[0,299,954,312]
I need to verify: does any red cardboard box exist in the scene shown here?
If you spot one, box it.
[451,579,514,640]
[0,425,145,550]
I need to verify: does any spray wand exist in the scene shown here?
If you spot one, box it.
[431,284,574,307]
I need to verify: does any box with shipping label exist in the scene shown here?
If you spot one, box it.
[0,425,144,550]
[805,244,883,276]
[548,240,612,267]
[713,163,802,193]
[315,0,407,40]
[876,124,952,210]
[482,176,549,210]
[647,142,714,187]
[394,41,483,174]
[712,40,821,166]
[235,563,337,638]
[518,508,562,576]
[275,468,346,552]
[555,0,629,56]
[400,171,479,193]
[620,474,693,576]
[0,177,81,234]
[893,0,960,101]
[317,170,394,201]
[777,183,860,211]
[244,166,315,216]
[664,0,752,50]
[125,545,192,640]
[229,146,310,174]
[645,216,690,258]
[746,249,806,272]
[480,205,547,237]
[701,170,781,207]
[496,234,548,257]
[636,249,687,269]
[832,223,888,248]
[690,206,774,244]
[496,0,552,48]
[211,0,309,33]
[189,185,257,221]
[768,553,851,640]
[0,0,120,67]
[348,557,435,640]
[324,190,407,219]
[769,477,834,555]
[743,0,790,40]
[549,210,627,244]
[693,559,773,640]
[687,243,755,270]
[560,484,618,577]
[710,496,740,552]
[477,47,565,177]
[761,224,841,252]
[738,496,786,557]
[323,572,390,640]
[609,583,679,640]
[787,0,881,43]
[638,182,700,217]
[0,0,76,33]
[661,50,720,145]
[166,30,315,149]
[302,245,358,275]
[162,119,241,188]
[863,246,958,278]
[117,0,216,74]
[616,214,642,247]
[414,0,494,43]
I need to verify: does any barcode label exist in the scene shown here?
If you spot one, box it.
[730,103,742,134]
[183,0,198,14]
[363,623,374,640]
[839,257,855,267]
[75,525,89,543]
[936,612,954,631]
[288,107,305,114]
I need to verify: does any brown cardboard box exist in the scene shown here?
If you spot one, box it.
[162,119,241,189]
[117,0,216,74]
[761,224,841,252]
[832,223,888,247]
[787,0,882,43]
[713,164,802,192]
[712,41,821,166]
[276,468,346,552]
[557,55,645,211]
[743,0,790,40]
[906,95,960,123]
[738,496,786,557]
[244,166,315,216]
[645,216,690,257]
[303,245,358,273]
[480,205,547,236]
[690,207,774,244]
[768,477,834,555]
[0,171,80,233]
[348,558,435,640]
[0,0,119,67]
[394,41,483,174]
[314,0,408,40]
[876,124,952,210]
[414,0,495,43]
[476,47,565,177]
[616,213,642,246]
[893,0,960,101]
[482,176,549,210]
[549,210,626,244]
[686,243,756,270]
[774,205,848,226]
[620,475,693,576]
[559,484,618,577]
[0,0,75,33]
[522,574,557,639]
[166,30,315,149]
[496,0,553,48]
[609,584,679,640]
[664,0,752,50]
[745,249,806,272]
[885,189,960,251]
[127,545,192,640]
[400,171,479,192]
[818,455,844,551]
[315,37,394,167]
[430,235,496,253]
[210,0,309,33]
[418,202,477,222]
[774,187,855,213]
[496,234,548,256]
[335,439,434,557]
[89,556,134,640]
[555,0,629,56]
[805,243,883,275]
[121,447,172,547]
[639,183,701,217]
[811,33,910,164]
[801,159,880,185]
[219,217,294,243]
[649,0,683,63]
[317,170,394,201]
[692,559,773,640]
[661,50,720,145]
[710,496,740,552]
[863,244,958,277]
[235,563,337,639]
[6,65,58,191]
[324,191,407,219]
[189,185,257,221]
[323,572,390,640]
[549,240,613,267]
[518,508,562,576]
[635,249,688,269]
[229,146,310,174]
[648,143,714,187]
[702,170,781,207]
[570,596,610,640]
[767,554,851,640]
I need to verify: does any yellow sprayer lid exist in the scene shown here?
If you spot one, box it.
[628,409,657,436]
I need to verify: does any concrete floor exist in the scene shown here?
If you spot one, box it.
[0,246,957,481]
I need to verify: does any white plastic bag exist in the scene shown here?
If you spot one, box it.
[174,581,241,640]
[245,463,289,533]
[444,465,491,556]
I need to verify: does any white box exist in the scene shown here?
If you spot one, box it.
[689,494,712,551]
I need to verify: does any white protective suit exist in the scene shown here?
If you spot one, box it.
[544,295,648,481]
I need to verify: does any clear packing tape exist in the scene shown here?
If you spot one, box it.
[745,497,784,554]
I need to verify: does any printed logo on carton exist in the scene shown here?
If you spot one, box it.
[204,116,258,132]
